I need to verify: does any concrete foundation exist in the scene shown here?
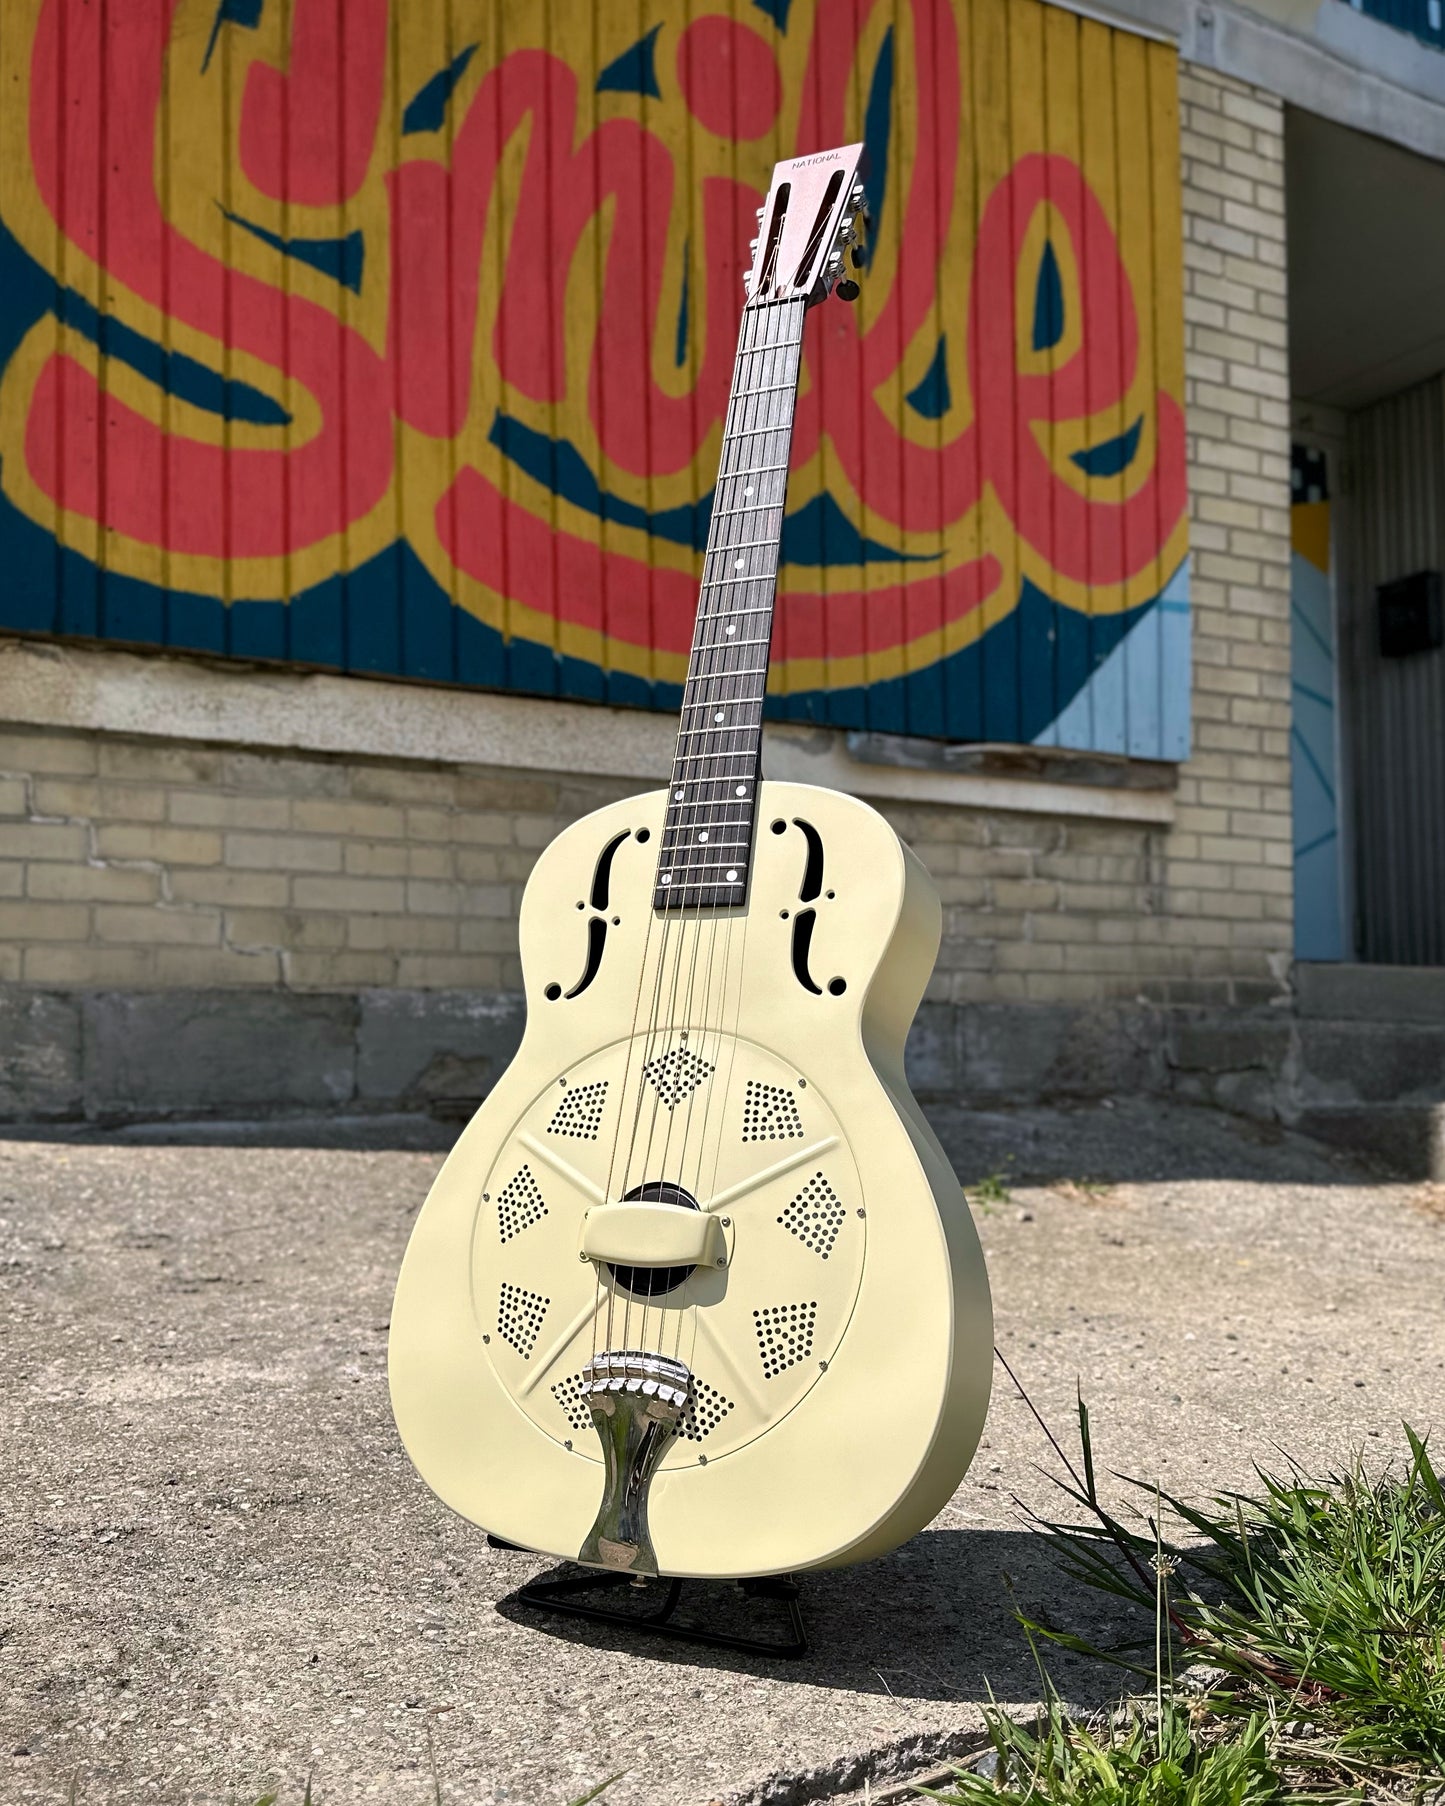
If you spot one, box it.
[5,975,1441,1176]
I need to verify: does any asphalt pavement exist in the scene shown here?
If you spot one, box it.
[2,1099,1440,1805]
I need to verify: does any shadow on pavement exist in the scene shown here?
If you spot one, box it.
[495,1527,1130,1708]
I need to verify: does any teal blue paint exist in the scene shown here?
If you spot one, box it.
[223,210,365,295]
[1294,825,1338,861]
[488,411,712,548]
[751,0,793,29]
[1070,415,1142,477]
[861,29,894,264]
[780,492,939,567]
[905,336,952,419]
[402,44,479,134]
[202,0,263,74]
[58,285,290,426]
[1032,242,1064,351]
[597,25,663,98]
[674,244,690,368]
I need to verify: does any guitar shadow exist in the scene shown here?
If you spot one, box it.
[493,1525,1134,1706]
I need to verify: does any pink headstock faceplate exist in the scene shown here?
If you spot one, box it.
[746,143,866,309]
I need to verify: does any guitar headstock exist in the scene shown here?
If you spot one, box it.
[744,143,869,309]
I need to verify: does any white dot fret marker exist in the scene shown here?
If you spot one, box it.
[734,558,744,571]
[714,710,725,723]
[735,785,747,797]
[744,486,754,497]
[725,623,736,635]
[726,869,738,882]
[698,831,709,843]
[675,788,684,800]
[661,873,672,885]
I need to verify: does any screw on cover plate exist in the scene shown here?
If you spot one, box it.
[482,1334,491,1344]
[720,1217,731,1227]
[819,1360,829,1371]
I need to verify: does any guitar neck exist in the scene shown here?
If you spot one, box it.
[653,295,809,911]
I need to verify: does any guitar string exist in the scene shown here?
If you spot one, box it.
[638,300,793,1367]
[606,301,769,1366]
[637,302,785,1364]
[640,298,804,1376]
[627,301,794,1369]
[667,300,802,1384]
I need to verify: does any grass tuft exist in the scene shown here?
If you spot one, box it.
[1010,1386,1445,1785]
[921,1692,1318,1806]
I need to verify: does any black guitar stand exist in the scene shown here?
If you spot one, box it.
[491,1537,809,1659]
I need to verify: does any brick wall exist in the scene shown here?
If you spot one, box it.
[0,63,1295,1055]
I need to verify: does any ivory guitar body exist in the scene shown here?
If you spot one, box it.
[388,780,993,1579]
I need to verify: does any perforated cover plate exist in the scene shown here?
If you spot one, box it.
[778,1172,847,1258]
[741,1079,805,1141]
[472,1031,866,1467]
[753,1301,818,1378]
[678,1378,735,1442]
[643,1044,715,1108]
[548,1079,608,1140]
[496,1165,548,1243]
[498,1282,549,1359]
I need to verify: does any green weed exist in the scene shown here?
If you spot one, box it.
[923,1693,1316,1806]
[971,1161,1016,1210]
[1003,1364,1445,1787]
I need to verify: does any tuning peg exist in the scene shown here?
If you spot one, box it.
[835,278,860,302]
[755,206,766,224]
[850,244,865,268]
[749,238,759,256]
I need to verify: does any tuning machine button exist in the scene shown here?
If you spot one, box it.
[835,278,861,302]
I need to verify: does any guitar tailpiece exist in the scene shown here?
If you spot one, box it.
[577,1349,692,1577]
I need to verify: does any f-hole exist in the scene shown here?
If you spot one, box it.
[788,817,826,994]
[792,818,824,902]
[549,830,631,1001]
[590,831,629,910]
[790,909,822,995]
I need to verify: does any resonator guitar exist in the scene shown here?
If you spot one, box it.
[389,144,993,1582]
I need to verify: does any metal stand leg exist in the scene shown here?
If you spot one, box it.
[499,1556,809,1659]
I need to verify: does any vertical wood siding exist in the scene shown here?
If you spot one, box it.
[0,0,1189,755]
[1345,378,1445,965]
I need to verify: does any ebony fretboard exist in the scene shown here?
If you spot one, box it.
[653,296,808,911]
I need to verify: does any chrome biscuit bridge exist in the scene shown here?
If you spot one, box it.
[577,1349,692,1577]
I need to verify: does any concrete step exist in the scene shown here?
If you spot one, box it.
[1295,961,1445,1023]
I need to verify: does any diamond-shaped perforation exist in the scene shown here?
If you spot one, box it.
[778,1171,847,1259]
[496,1165,547,1244]
[644,1045,715,1109]
[550,1370,592,1434]
[498,1282,549,1359]
[548,1079,608,1140]
[678,1378,735,1442]
[741,1079,804,1142]
[753,1301,818,1379]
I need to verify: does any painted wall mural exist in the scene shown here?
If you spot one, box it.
[0,0,1189,754]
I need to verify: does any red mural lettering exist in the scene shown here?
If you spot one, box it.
[12,0,1184,648]
[239,0,389,206]
[25,0,392,559]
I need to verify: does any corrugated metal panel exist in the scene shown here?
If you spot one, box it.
[1345,376,1445,965]
[0,0,1189,755]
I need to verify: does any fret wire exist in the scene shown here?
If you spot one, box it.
[708,500,784,521]
[656,856,763,872]
[658,295,805,907]
[703,535,780,556]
